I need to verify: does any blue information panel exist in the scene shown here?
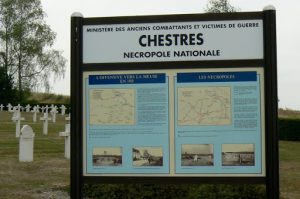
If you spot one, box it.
[175,71,263,174]
[85,73,170,174]
[83,68,265,176]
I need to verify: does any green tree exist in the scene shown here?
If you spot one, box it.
[205,0,238,13]
[0,66,17,104]
[0,0,66,100]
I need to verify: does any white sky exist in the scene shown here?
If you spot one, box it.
[135,147,163,156]
[182,144,213,154]
[41,0,300,110]
[93,147,122,155]
[222,144,254,152]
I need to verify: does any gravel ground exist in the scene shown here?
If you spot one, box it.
[32,190,70,199]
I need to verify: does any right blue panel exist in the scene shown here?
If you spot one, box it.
[174,71,263,174]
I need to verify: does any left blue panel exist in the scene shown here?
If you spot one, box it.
[85,73,170,174]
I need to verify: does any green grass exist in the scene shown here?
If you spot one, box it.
[27,92,70,104]
[279,108,300,119]
[0,110,300,198]
[0,110,70,198]
[279,141,300,199]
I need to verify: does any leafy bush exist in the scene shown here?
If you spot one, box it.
[83,184,266,199]
[278,118,300,140]
[0,67,18,105]
[188,184,266,199]
[83,184,188,199]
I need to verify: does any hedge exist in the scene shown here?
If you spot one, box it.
[82,184,266,199]
[278,118,300,140]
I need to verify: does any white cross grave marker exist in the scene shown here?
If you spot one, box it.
[11,107,17,118]
[40,112,51,135]
[16,104,22,112]
[45,105,49,113]
[19,125,35,162]
[50,106,58,123]
[31,106,39,122]
[41,106,45,113]
[7,103,13,112]
[25,104,31,112]
[35,105,40,113]
[0,104,4,111]
[59,123,70,159]
[60,105,66,115]
[12,109,25,138]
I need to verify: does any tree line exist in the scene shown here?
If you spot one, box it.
[0,0,66,103]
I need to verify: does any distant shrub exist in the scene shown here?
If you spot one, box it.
[28,92,70,104]
[0,67,18,105]
[188,184,266,199]
[83,184,188,199]
[83,184,266,199]
[278,118,300,140]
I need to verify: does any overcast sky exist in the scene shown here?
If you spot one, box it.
[40,0,300,110]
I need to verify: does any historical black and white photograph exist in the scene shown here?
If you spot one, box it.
[181,144,214,166]
[132,147,163,167]
[222,144,255,166]
[93,147,122,166]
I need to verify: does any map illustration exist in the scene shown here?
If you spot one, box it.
[177,87,231,125]
[89,89,135,125]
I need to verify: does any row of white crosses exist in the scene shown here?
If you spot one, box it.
[3,103,71,161]
[4,104,67,135]
[0,103,67,115]
[8,104,66,139]
[9,103,24,112]
[39,105,63,135]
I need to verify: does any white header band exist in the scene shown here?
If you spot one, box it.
[83,20,263,63]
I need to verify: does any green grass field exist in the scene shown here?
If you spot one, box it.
[0,110,69,198]
[0,110,299,198]
[279,141,300,198]
[27,92,70,104]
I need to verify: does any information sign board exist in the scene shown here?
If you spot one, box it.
[71,10,278,199]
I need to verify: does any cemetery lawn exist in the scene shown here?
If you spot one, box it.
[279,141,300,199]
[0,110,300,198]
[0,111,69,199]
